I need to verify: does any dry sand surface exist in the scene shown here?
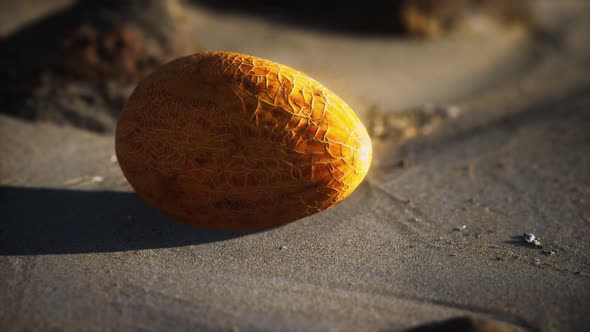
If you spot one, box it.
[1,1,590,331]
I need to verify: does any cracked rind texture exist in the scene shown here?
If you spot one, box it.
[115,51,372,231]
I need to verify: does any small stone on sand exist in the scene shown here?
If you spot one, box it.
[91,176,104,183]
[454,225,467,232]
[523,233,542,247]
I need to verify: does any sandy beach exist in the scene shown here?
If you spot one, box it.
[1,1,589,331]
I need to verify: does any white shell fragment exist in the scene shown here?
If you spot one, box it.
[454,225,467,232]
[523,233,542,247]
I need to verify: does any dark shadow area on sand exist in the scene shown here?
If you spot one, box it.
[190,0,408,36]
[0,186,249,255]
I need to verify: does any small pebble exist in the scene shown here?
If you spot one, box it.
[423,103,461,119]
[441,105,461,118]
[91,176,104,183]
[523,233,542,246]
[454,225,467,232]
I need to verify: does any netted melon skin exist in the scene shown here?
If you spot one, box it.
[115,51,372,231]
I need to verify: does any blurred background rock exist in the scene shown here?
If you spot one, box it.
[0,0,533,133]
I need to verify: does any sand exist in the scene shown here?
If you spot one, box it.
[1,1,589,331]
